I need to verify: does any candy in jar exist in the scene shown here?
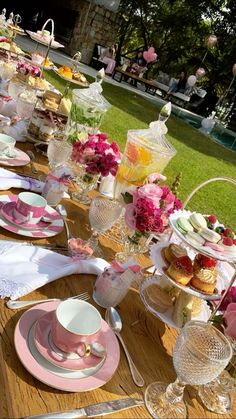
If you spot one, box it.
[93,259,140,308]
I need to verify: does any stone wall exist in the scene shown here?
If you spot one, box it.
[64,0,121,64]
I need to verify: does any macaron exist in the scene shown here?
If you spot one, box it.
[185,231,205,247]
[189,213,207,231]
[199,228,221,243]
[176,217,194,235]
[204,241,224,253]
[218,241,236,258]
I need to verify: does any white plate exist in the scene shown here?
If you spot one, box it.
[150,241,232,300]
[169,209,236,263]
[140,275,212,329]
[26,31,65,49]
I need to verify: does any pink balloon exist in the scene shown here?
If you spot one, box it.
[148,47,155,53]
[143,51,149,62]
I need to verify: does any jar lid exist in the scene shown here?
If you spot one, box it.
[72,82,110,112]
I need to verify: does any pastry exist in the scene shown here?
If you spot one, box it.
[185,231,205,247]
[189,213,207,231]
[39,121,55,141]
[199,227,221,243]
[176,217,194,235]
[28,112,44,137]
[145,283,174,313]
[204,241,224,252]
[31,52,44,65]
[172,292,203,327]
[191,268,217,294]
[58,97,72,116]
[162,243,187,264]
[166,255,193,286]
[191,253,217,294]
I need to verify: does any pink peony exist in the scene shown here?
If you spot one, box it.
[147,173,167,183]
[137,184,163,207]
[224,302,236,339]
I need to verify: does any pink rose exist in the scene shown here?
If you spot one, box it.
[137,184,163,207]
[124,203,136,230]
[147,173,167,183]
[224,302,236,339]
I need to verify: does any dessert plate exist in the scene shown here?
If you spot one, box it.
[0,194,64,238]
[26,31,65,49]
[0,148,30,167]
[34,310,107,370]
[169,210,236,263]
[14,301,120,392]
[140,275,212,329]
[53,68,89,87]
[150,242,231,300]
[1,202,52,230]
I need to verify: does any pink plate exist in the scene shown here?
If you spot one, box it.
[34,310,107,370]
[0,194,64,238]
[1,202,52,230]
[0,148,30,166]
[14,302,120,392]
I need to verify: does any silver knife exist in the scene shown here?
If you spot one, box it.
[23,398,144,419]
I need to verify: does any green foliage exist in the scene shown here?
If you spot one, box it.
[117,0,236,93]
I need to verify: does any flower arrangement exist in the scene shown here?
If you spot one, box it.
[123,173,182,238]
[71,132,121,178]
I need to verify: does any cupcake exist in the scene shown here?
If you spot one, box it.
[166,255,193,286]
[162,243,187,264]
[191,253,217,294]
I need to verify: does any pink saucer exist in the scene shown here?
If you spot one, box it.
[34,310,106,370]
[14,301,120,392]
[0,148,30,166]
[1,201,52,230]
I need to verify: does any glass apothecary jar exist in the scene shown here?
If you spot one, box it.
[66,82,110,141]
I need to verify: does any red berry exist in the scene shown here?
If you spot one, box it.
[208,215,217,224]
[222,237,234,246]
[223,228,232,237]
[196,253,217,268]
[175,256,193,274]
[233,239,236,245]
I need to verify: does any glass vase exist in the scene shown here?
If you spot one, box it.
[72,166,99,204]
[116,230,153,263]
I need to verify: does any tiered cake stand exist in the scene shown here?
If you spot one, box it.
[142,177,236,327]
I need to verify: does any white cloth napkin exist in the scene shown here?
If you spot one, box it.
[0,168,44,192]
[0,240,109,300]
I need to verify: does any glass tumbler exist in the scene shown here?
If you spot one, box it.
[47,139,72,169]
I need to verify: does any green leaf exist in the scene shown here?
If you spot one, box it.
[121,192,133,204]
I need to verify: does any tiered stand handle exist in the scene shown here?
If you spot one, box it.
[36,19,54,77]
[182,177,236,321]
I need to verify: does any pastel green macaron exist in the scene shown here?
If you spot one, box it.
[176,217,194,235]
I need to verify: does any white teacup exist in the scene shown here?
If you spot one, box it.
[0,134,16,158]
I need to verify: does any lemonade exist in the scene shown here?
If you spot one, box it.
[114,127,176,199]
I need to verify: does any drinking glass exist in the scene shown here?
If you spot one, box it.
[145,320,232,418]
[88,196,123,252]
[47,139,72,169]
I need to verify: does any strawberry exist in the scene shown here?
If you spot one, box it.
[175,256,193,274]
[222,237,234,246]
[208,215,217,224]
[195,253,217,268]
[223,227,233,237]
[233,239,236,245]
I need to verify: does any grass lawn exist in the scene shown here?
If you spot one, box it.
[45,70,236,230]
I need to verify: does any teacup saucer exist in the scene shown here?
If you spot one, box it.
[0,194,64,238]
[0,150,18,159]
[14,301,120,392]
[0,148,30,166]
[34,310,107,370]
[1,202,52,230]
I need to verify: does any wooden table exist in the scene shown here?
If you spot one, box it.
[0,142,235,418]
[112,68,158,96]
